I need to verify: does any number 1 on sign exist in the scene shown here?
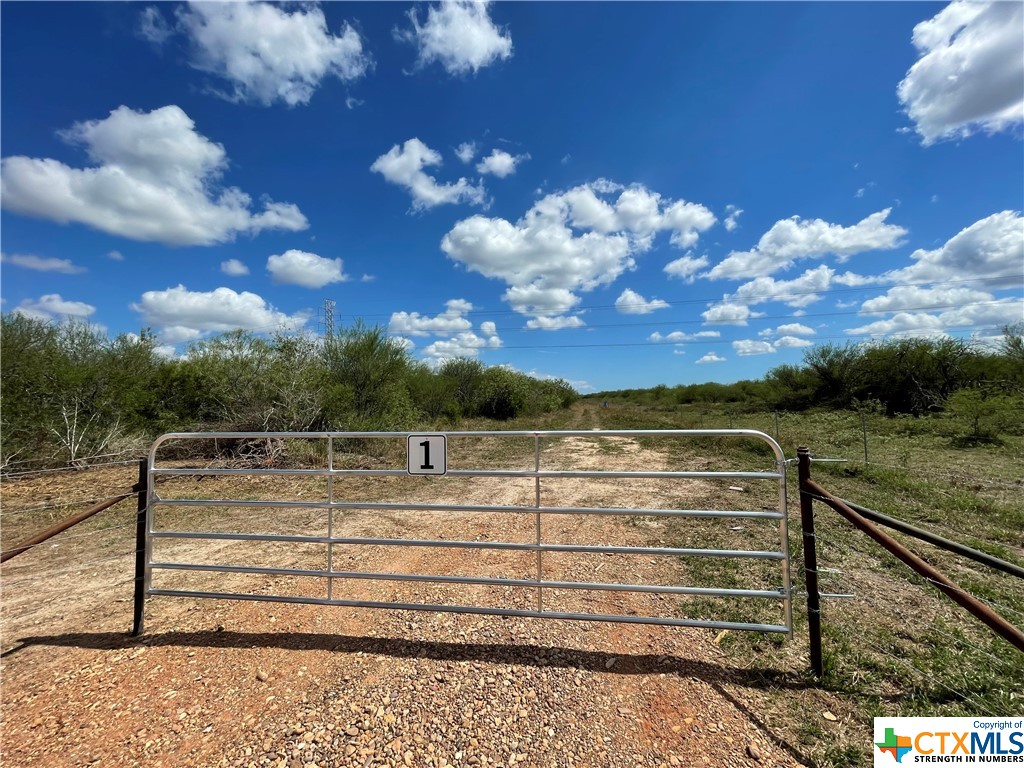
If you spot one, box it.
[407,434,446,475]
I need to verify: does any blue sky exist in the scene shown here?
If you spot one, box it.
[2,1,1021,392]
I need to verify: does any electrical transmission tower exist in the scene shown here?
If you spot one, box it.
[318,298,336,339]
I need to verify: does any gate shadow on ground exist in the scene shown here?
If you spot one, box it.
[6,628,813,692]
[6,630,819,766]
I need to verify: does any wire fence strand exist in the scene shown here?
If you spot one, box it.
[802,491,1024,562]
[856,593,1021,672]
[1,549,142,588]
[919,576,1024,624]
[21,523,134,546]
[2,458,142,479]
[2,448,142,469]
[858,636,999,717]
[815,457,1023,491]
[0,494,139,517]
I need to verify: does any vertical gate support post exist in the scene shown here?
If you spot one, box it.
[797,446,824,678]
[132,458,148,637]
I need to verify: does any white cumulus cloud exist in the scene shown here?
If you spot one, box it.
[844,212,1023,342]
[441,180,715,324]
[706,209,907,280]
[1,252,86,274]
[897,1,1024,144]
[131,284,309,342]
[173,2,370,106]
[696,352,726,364]
[664,253,710,282]
[860,285,994,315]
[723,204,743,232]
[397,0,512,76]
[732,340,776,356]
[729,265,838,309]
[525,315,586,330]
[0,105,308,246]
[885,210,1023,288]
[649,330,720,343]
[220,258,249,277]
[422,329,502,359]
[371,138,486,211]
[389,299,475,336]
[476,149,528,178]
[846,298,1024,338]
[615,288,669,315]
[774,335,814,349]
[775,323,815,336]
[455,141,477,163]
[267,250,348,289]
[13,294,96,322]
[701,303,764,326]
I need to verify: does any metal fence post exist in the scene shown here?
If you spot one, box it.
[132,458,148,637]
[797,447,824,677]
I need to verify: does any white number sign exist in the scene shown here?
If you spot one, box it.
[407,434,447,475]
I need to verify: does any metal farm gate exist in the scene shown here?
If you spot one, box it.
[133,430,792,637]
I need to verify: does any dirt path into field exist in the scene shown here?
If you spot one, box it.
[1,426,811,768]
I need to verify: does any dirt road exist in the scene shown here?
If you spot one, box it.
[1,427,809,768]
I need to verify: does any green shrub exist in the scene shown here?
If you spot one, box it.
[0,313,575,467]
[478,367,530,420]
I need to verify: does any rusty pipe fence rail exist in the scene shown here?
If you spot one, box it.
[134,430,793,637]
[1,478,142,564]
[797,447,1024,677]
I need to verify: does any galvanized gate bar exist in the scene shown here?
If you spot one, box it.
[145,589,790,633]
[147,429,775,439]
[151,467,782,479]
[148,563,787,598]
[148,531,784,558]
[150,499,784,519]
[137,429,793,638]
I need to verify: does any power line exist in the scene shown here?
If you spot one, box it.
[389,299,1021,336]
[401,322,1018,352]
[333,272,1024,320]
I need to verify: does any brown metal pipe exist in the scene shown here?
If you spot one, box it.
[1,487,140,564]
[805,478,1024,653]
